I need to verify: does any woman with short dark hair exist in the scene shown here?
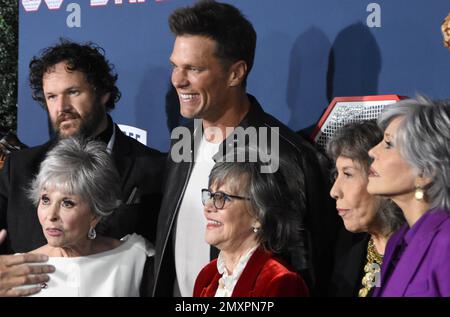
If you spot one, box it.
[327,121,404,297]
[194,152,309,297]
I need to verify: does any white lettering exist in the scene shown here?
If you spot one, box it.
[90,0,145,6]
[175,301,209,314]
[118,124,147,145]
[66,3,81,28]
[366,3,381,28]
[171,119,280,173]
[90,0,108,6]
[170,126,191,163]
[24,0,158,11]
[21,0,42,12]
[45,0,63,10]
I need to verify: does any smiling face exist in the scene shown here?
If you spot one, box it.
[203,181,259,254]
[330,156,380,233]
[43,61,108,138]
[37,186,99,250]
[170,35,234,122]
[367,117,417,202]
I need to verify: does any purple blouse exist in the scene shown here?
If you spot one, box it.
[373,208,450,297]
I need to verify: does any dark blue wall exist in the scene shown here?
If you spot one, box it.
[18,0,450,151]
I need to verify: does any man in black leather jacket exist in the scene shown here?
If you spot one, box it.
[153,0,337,297]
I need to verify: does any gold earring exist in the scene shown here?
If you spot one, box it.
[415,185,424,201]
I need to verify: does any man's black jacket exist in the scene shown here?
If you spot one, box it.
[0,126,166,254]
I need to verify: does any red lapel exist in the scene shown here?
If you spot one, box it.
[231,248,272,297]
[194,248,271,297]
[195,259,221,297]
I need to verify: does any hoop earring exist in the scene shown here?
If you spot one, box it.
[415,185,424,201]
[87,227,97,240]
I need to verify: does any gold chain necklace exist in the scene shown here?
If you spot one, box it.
[358,238,383,297]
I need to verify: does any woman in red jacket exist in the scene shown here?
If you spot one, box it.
[194,151,309,297]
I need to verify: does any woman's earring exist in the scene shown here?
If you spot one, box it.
[87,227,97,240]
[252,226,259,233]
[415,184,424,201]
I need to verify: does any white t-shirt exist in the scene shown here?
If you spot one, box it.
[175,135,220,297]
[28,234,153,297]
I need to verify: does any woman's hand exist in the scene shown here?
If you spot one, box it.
[0,229,55,297]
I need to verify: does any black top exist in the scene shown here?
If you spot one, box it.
[328,226,370,297]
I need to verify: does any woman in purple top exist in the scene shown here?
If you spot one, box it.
[367,96,450,297]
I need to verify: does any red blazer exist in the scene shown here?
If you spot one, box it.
[193,248,309,297]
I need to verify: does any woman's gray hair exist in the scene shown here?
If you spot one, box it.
[327,120,381,173]
[378,95,450,211]
[208,149,307,256]
[327,120,405,233]
[28,137,122,218]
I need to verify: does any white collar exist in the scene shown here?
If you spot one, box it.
[106,124,116,154]
[215,246,258,297]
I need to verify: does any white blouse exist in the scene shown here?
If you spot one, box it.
[28,234,153,297]
[215,246,258,297]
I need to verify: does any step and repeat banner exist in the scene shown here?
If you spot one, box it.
[18,0,450,151]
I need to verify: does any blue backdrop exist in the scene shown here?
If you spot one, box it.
[18,0,450,152]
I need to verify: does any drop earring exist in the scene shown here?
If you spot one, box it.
[87,227,97,240]
[415,184,424,201]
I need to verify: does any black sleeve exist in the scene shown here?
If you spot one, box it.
[139,256,155,297]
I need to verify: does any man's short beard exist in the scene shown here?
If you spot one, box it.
[52,97,107,140]
[74,99,106,139]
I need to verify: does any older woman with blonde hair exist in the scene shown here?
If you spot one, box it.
[369,96,450,296]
